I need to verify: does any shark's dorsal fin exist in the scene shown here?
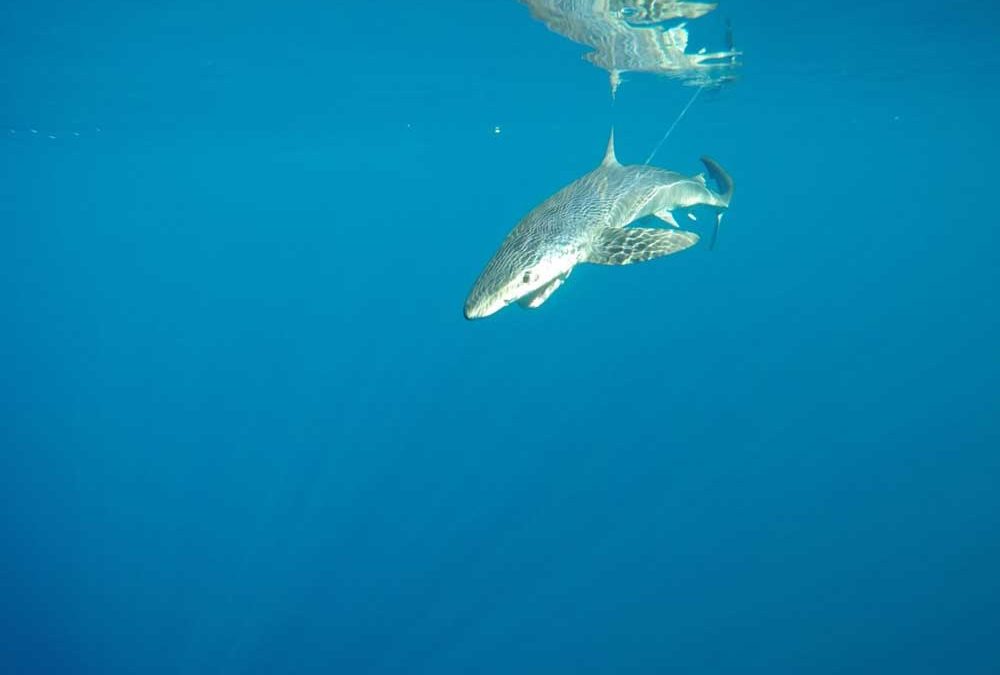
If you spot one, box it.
[601,128,619,167]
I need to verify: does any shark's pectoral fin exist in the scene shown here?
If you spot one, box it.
[518,271,571,309]
[587,228,699,266]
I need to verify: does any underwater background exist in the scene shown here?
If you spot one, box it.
[3,1,999,673]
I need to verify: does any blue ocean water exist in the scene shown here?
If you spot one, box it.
[2,1,999,673]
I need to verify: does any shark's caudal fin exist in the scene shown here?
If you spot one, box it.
[700,156,733,250]
[700,156,734,206]
[709,212,724,250]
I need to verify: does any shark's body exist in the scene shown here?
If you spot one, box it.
[464,131,733,319]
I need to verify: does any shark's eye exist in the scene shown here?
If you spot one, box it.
[522,272,532,284]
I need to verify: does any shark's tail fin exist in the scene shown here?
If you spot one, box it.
[700,156,734,207]
[700,156,733,250]
[708,212,724,250]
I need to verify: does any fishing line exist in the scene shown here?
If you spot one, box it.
[644,83,705,165]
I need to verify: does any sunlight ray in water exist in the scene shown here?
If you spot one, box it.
[521,0,741,96]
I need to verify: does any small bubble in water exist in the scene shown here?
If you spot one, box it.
[48,134,56,139]
[493,125,501,135]
[30,129,38,134]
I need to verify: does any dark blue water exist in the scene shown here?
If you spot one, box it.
[3,2,999,673]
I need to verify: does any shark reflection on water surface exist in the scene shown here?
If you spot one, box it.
[521,0,741,95]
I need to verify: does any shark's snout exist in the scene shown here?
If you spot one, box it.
[463,295,503,320]
[464,269,512,320]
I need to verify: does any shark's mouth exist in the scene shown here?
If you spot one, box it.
[517,273,570,310]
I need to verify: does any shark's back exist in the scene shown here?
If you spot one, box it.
[512,162,697,243]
